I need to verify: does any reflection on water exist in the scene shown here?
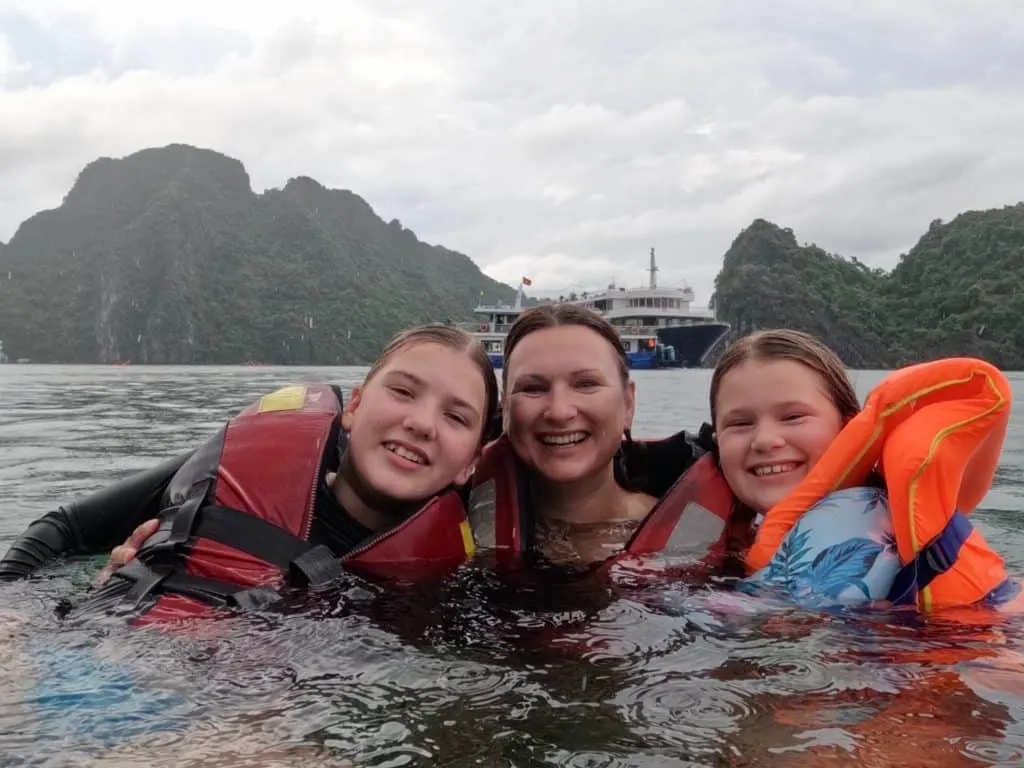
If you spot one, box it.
[2,365,1024,766]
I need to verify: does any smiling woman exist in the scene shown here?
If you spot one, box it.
[500,304,659,562]
[470,303,756,570]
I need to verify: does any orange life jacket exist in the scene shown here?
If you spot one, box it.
[747,357,1018,612]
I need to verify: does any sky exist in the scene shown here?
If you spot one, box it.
[1,1,1022,304]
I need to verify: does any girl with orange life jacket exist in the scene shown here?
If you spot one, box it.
[695,330,1023,766]
[0,324,502,625]
[709,328,1020,613]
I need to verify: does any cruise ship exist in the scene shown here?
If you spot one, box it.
[461,249,730,369]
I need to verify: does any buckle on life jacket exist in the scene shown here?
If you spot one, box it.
[887,510,973,605]
[288,544,345,591]
[111,559,283,612]
[140,480,212,561]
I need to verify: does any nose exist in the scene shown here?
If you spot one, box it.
[402,400,437,440]
[543,383,578,422]
[750,420,785,453]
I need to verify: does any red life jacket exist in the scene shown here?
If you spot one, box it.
[603,453,744,586]
[103,383,475,626]
[465,435,744,579]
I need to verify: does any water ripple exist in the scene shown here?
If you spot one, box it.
[614,673,761,753]
[4,366,1024,766]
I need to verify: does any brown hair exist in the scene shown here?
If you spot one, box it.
[366,324,500,444]
[710,329,860,429]
[501,304,629,393]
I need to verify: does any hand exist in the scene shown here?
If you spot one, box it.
[94,519,161,587]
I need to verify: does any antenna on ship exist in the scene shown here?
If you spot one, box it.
[648,247,658,289]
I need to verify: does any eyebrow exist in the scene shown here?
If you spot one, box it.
[386,369,481,420]
[513,368,605,382]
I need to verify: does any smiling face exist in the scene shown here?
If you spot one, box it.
[341,341,487,503]
[504,324,635,485]
[713,358,844,515]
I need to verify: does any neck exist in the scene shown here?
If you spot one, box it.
[332,449,414,532]
[531,463,634,525]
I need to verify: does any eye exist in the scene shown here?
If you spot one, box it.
[722,419,752,430]
[445,411,470,427]
[576,378,601,390]
[388,385,413,399]
[783,412,808,422]
[514,383,546,395]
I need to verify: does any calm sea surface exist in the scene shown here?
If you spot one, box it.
[2,365,1024,767]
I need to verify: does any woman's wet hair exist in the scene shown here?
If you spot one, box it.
[501,303,629,393]
[710,328,860,429]
[366,324,500,444]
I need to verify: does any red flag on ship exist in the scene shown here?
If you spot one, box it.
[521,276,532,286]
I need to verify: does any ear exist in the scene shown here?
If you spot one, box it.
[454,461,478,487]
[340,386,362,431]
[453,447,482,486]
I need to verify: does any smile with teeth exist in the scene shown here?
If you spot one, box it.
[539,431,587,447]
[385,442,428,465]
[751,462,799,477]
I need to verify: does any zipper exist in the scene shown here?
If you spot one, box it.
[300,440,321,542]
[342,501,433,561]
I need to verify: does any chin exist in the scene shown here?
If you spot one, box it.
[365,471,423,502]
[540,463,603,485]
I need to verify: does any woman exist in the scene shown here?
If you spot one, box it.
[501,303,659,563]
[466,303,750,572]
[0,324,501,621]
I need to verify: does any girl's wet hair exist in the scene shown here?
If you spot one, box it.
[366,324,500,444]
[710,328,860,429]
[501,303,629,393]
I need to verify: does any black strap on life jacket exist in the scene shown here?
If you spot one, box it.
[113,558,284,612]
[117,479,347,611]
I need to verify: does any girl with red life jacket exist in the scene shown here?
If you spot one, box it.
[0,324,501,623]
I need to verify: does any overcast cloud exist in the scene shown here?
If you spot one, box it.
[1,0,1022,302]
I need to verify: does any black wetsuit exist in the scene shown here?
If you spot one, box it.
[0,431,371,582]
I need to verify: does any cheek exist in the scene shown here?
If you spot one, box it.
[716,437,747,481]
[348,397,391,443]
[588,393,628,430]
[449,433,481,466]
[801,426,839,465]
[505,398,538,436]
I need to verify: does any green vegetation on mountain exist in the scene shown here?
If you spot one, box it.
[0,145,514,364]
[712,206,1024,369]
[4,142,1023,369]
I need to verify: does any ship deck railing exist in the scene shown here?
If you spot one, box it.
[455,322,517,334]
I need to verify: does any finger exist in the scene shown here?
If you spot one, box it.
[110,545,137,568]
[127,518,161,549]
